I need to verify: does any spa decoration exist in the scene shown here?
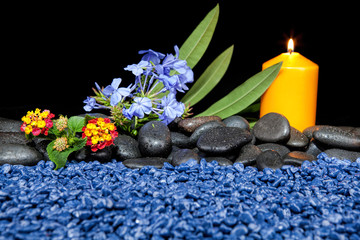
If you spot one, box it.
[15,4,284,170]
[84,4,282,135]
[2,3,360,239]
[260,38,319,132]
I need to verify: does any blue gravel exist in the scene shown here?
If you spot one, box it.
[1,153,360,239]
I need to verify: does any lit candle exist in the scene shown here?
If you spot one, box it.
[260,38,319,132]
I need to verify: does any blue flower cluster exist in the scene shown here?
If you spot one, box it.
[1,154,360,239]
[84,46,193,126]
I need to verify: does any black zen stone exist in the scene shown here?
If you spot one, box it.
[324,148,360,162]
[282,151,316,166]
[286,127,309,148]
[189,121,224,145]
[205,157,233,166]
[171,149,201,166]
[257,143,290,158]
[0,132,29,145]
[74,147,113,162]
[235,144,262,166]
[197,127,252,155]
[0,117,23,132]
[178,116,222,133]
[253,112,290,143]
[0,143,43,166]
[138,121,172,158]
[223,115,250,131]
[313,126,360,151]
[122,157,169,169]
[302,125,328,139]
[256,150,283,171]
[113,135,142,161]
[170,132,194,149]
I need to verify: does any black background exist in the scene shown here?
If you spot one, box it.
[2,1,359,127]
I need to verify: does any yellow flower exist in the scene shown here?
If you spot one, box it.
[22,116,31,124]
[91,129,99,136]
[91,135,99,145]
[98,121,106,129]
[87,123,96,130]
[40,110,49,118]
[104,134,112,141]
[25,126,32,135]
[84,129,92,137]
[37,120,46,128]
[107,124,115,131]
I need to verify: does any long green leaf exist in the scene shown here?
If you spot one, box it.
[150,4,219,97]
[181,45,234,106]
[195,62,282,119]
[179,4,219,69]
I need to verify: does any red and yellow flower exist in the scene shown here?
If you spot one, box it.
[82,118,118,152]
[20,108,55,136]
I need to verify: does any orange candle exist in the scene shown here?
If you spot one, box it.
[260,39,319,132]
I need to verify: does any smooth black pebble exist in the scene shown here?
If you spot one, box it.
[197,127,252,155]
[253,112,290,143]
[256,150,283,171]
[138,121,172,158]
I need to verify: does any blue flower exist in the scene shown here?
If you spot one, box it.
[122,107,133,120]
[138,49,165,65]
[158,74,178,91]
[158,66,194,94]
[124,60,151,76]
[102,78,132,106]
[156,45,188,75]
[177,67,194,90]
[124,97,152,119]
[158,93,185,124]
[83,97,104,112]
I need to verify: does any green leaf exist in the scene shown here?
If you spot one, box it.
[195,62,283,119]
[239,102,260,114]
[179,4,219,69]
[47,138,86,170]
[68,116,85,133]
[181,45,233,105]
[150,4,219,96]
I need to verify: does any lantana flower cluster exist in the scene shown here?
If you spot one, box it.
[82,118,118,152]
[20,108,55,137]
[20,109,119,170]
[84,46,193,135]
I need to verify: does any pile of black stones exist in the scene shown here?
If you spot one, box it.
[1,114,360,239]
[1,112,359,169]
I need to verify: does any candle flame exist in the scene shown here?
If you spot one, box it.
[288,38,294,53]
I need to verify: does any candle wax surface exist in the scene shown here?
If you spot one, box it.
[260,52,319,132]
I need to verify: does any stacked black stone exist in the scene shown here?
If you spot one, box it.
[1,113,359,170]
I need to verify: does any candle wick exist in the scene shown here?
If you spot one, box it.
[288,49,293,54]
